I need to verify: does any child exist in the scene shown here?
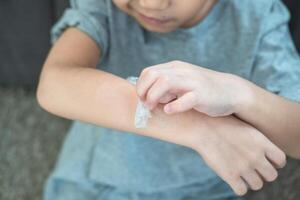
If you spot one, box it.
[37,0,300,199]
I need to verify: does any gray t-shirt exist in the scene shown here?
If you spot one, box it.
[49,0,300,193]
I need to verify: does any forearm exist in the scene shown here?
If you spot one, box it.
[234,76,300,158]
[37,65,206,149]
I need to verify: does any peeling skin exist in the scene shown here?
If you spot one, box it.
[127,76,152,128]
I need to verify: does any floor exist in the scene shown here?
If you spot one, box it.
[0,86,299,200]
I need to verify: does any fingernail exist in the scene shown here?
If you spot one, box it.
[165,105,172,113]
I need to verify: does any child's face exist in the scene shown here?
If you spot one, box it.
[112,0,217,33]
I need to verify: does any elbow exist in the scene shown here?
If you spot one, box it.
[36,68,56,113]
[36,83,48,111]
[36,78,51,113]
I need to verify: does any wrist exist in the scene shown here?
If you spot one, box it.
[228,74,256,115]
[146,103,208,149]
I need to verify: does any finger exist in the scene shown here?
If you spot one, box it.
[226,176,248,196]
[265,145,287,169]
[136,69,160,101]
[159,93,177,104]
[145,77,174,110]
[164,91,197,114]
[256,158,278,182]
[242,170,264,191]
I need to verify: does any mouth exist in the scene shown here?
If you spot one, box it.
[137,12,173,26]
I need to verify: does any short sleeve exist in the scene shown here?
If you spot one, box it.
[250,0,300,103]
[50,0,109,59]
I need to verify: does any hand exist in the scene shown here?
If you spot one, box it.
[191,114,286,196]
[136,60,248,117]
[146,103,286,196]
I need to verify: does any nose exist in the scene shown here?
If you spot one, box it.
[139,0,171,10]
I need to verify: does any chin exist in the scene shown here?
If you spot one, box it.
[139,21,177,34]
[145,27,174,34]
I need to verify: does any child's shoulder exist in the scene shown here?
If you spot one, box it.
[223,0,290,31]
[229,0,278,11]
[227,0,288,18]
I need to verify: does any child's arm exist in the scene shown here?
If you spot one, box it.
[37,27,285,195]
[233,77,300,159]
[231,1,300,159]
[36,27,202,148]
[135,59,300,159]
[137,60,300,160]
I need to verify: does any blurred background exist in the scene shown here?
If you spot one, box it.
[0,0,299,199]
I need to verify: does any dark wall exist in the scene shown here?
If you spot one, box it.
[283,0,300,53]
[0,0,299,87]
[0,0,54,87]
[54,0,70,20]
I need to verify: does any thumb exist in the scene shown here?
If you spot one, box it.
[164,91,197,114]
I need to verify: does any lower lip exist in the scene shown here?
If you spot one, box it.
[138,13,171,26]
